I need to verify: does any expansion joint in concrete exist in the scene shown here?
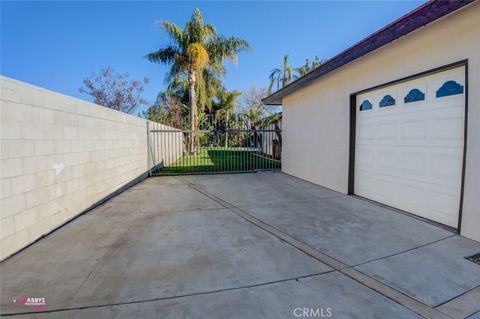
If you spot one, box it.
[178,177,457,319]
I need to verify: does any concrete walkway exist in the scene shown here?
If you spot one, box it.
[1,173,479,318]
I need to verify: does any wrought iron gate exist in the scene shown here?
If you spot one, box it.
[147,125,281,176]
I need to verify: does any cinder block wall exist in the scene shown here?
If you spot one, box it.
[0,76,181,259]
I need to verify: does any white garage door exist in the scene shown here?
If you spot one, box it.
[354,66,465,228]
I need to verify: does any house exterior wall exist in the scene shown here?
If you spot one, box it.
[0,77,182,259]
[281,2,480,241]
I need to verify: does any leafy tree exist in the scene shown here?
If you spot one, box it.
[241,107,265,129]
[146,7,250,153]
[296,55,325,77]
[141,92,187,129]
[267,55,326,95]
[145,77,242,131]
[239,86,282,147]
[240,106,265,147]
[238,88,267,130]
[209,90,240,146]
[213,90,241,129]
[240,86,279,116]
[268,55,293,94]
[79,67,149,114]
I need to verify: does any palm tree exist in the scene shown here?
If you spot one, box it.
[296,55,325,77]
[213,90,241,146]
[242,107,265,130]
[147,7,250,153]
[241,107,265,148]
[268,55,293,94]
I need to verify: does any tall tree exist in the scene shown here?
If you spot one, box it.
[212,90,241,146]
[79,67,149,114]
[146,7,250,153]
[214,90,241,128]
[268,55,293,94]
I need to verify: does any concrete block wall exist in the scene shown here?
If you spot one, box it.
[0,76,182,260]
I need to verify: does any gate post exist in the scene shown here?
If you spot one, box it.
[146,121,151,177]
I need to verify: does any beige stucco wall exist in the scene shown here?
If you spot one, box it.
[282,2,480,241]
[0,77,182,259]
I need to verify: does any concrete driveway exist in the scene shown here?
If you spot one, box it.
[1,173,479,318]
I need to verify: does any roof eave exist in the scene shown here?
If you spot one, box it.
[262,97,282,105]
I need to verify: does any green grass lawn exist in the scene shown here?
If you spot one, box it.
[155,147,281,174]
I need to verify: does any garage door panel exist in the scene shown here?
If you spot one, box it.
[355,172,376,197]
[401,118,427,141]
[430,148,463,186]
[427,186,461,227]
[357,147,461,189]
[394,180,428,213]
[356,146,376,171]
[356,174,459,227]
[357,121,376,142]
[399,149,427,178]
[355,173,396,204]
[377,148,398,173]
[377,120,398,141]
[373,176,397,203]
[355,66,464,228]
[431,117,464,142]
[356,175,428,214]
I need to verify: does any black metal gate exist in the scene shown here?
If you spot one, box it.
[147,125,281,176]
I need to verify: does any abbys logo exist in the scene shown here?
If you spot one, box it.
[12,295,47,311]
[293,307,333,318]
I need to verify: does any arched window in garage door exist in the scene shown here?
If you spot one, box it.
[404,88,425,103]
[436,80,464,97]
[359,100,373,111]
[379,95,395,107]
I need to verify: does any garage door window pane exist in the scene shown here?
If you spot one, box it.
[404,89,425,103]
[379,95,395,107]
[360,100,373,111]
[436,80,464,97]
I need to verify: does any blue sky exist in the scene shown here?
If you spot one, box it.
[2,1,424,110]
